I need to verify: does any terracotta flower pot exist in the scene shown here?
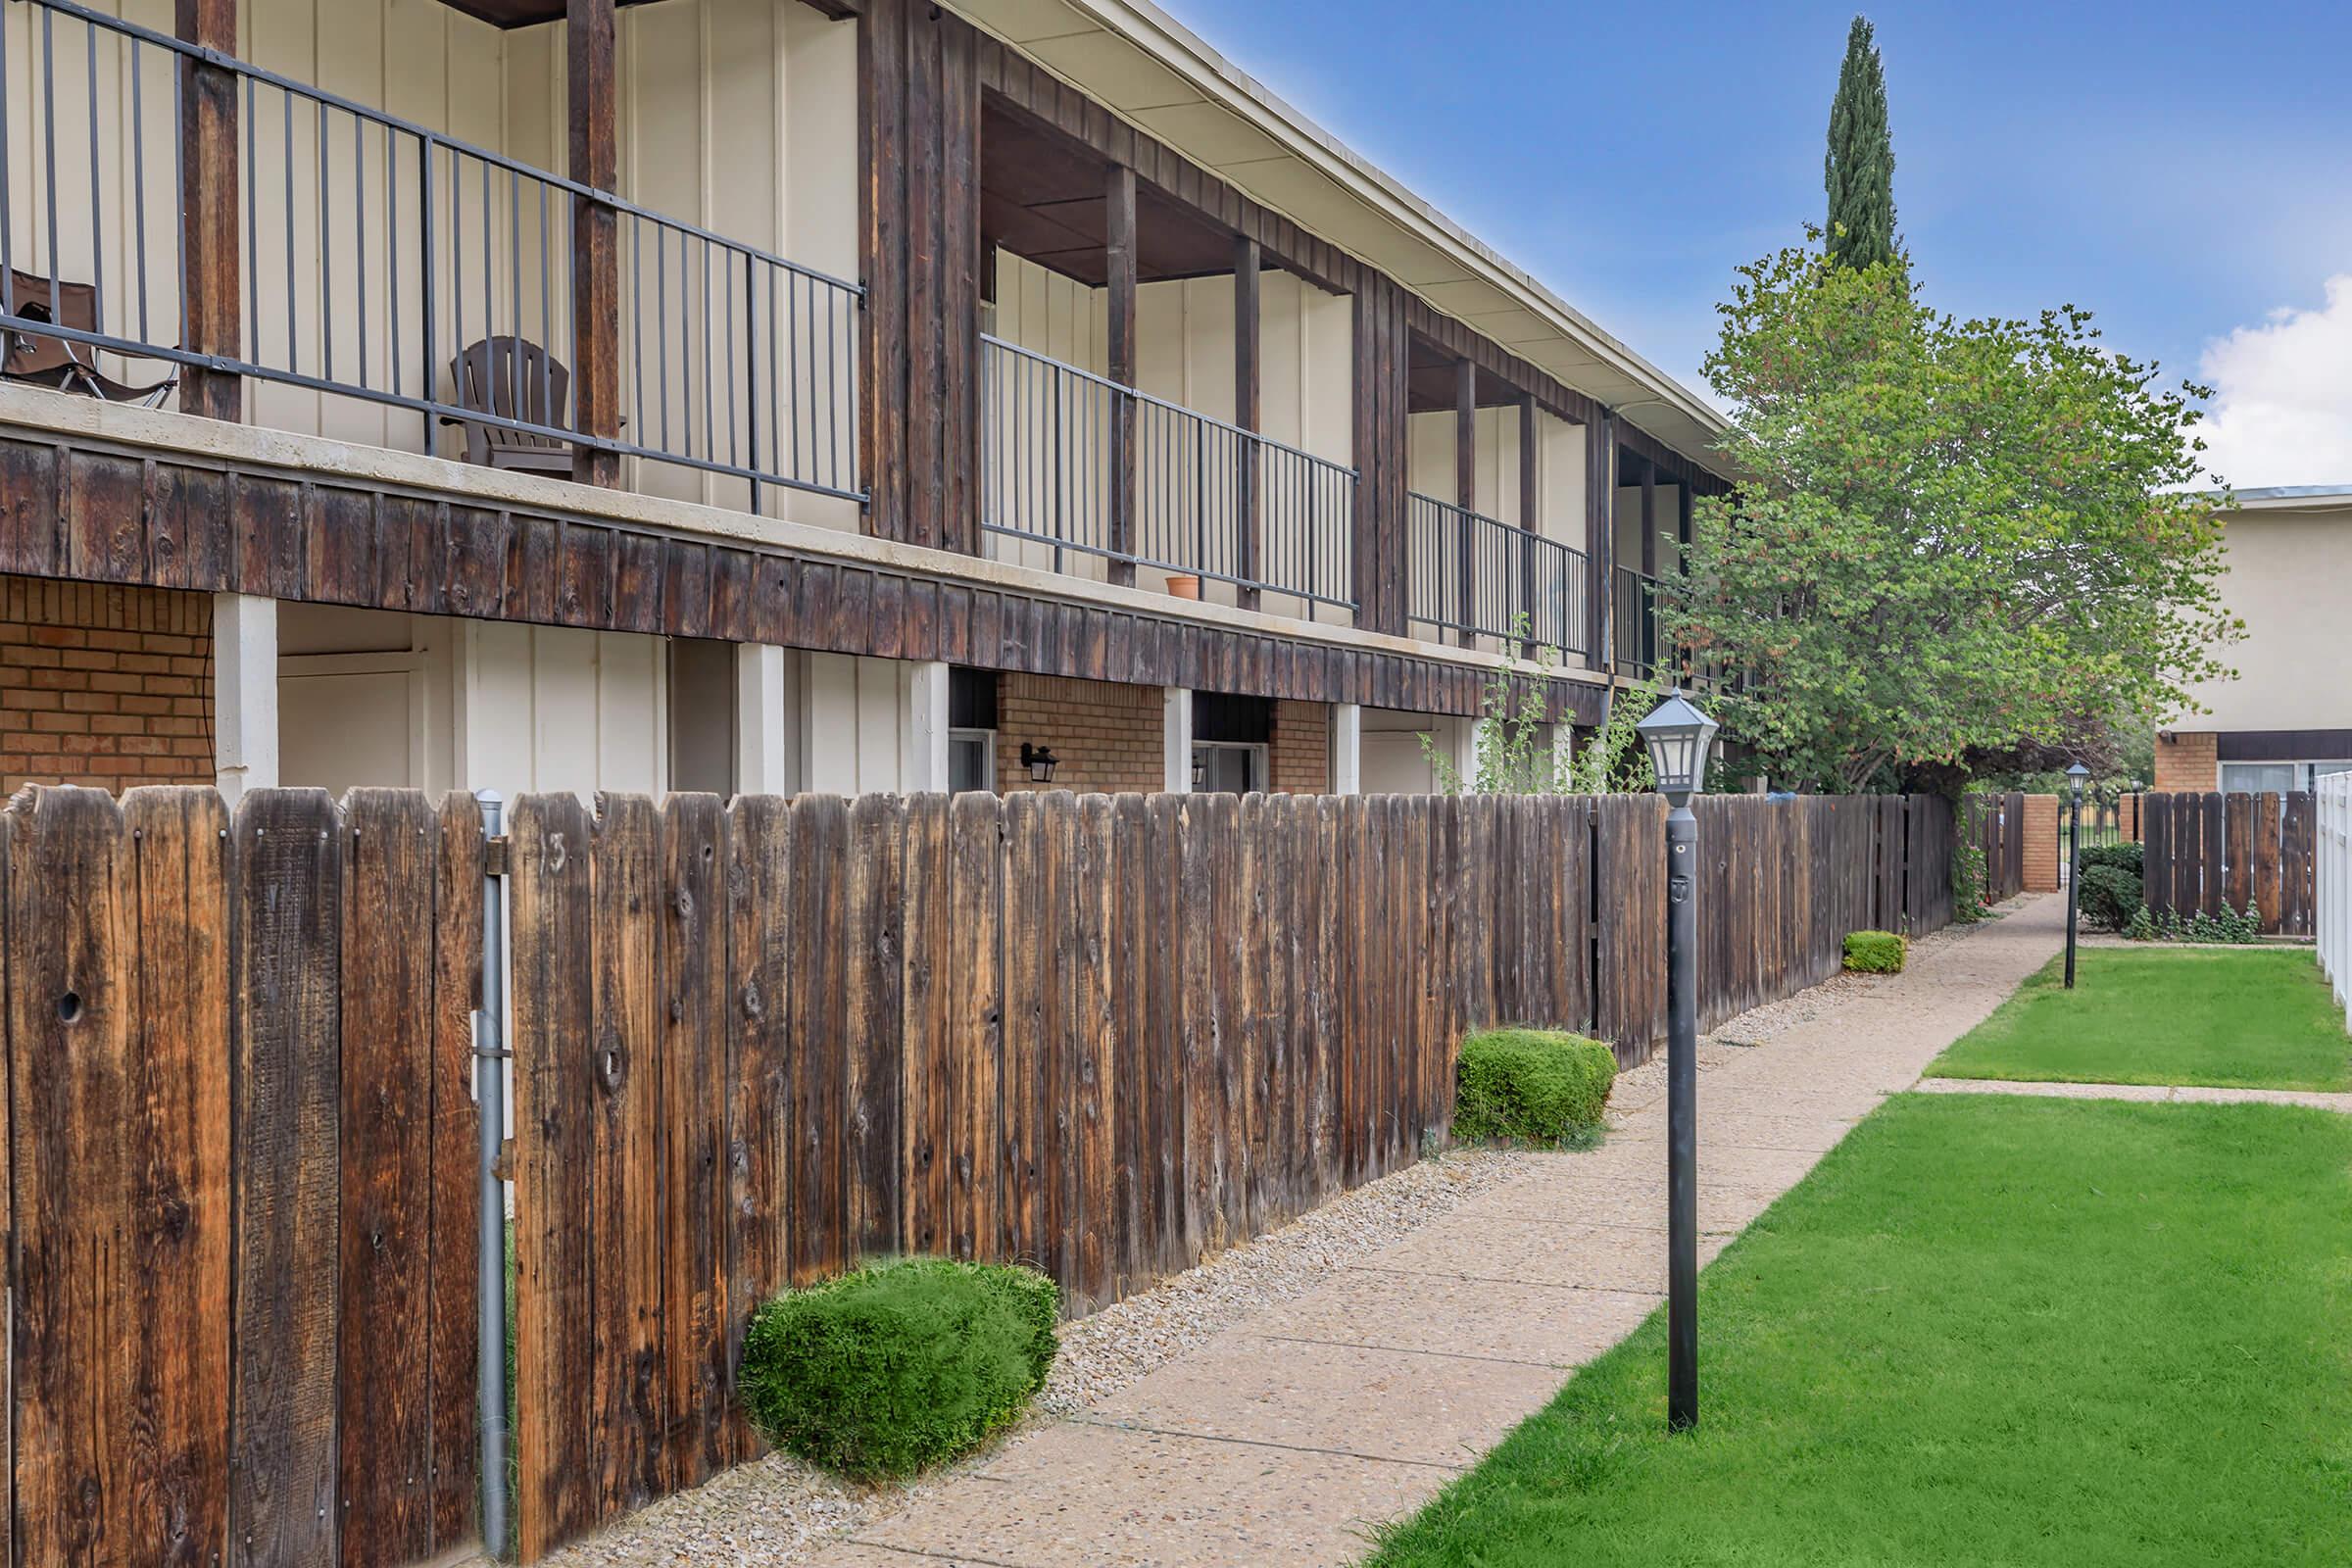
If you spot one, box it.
[1164,573,1201,600]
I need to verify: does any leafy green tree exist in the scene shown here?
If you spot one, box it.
[1825,17,1898,270]
[1659,241,2236,793]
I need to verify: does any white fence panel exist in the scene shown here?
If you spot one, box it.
[2320,772,2352,1025]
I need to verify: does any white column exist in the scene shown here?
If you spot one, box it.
[1551,719,1576,791]
[1451,715,1488,793]
[212,592,277,803]
[1162,686,1194,794]
[1330,702,1363,796]
[800,652,860,794]
[735,643,796,795]
[903,661,952,793]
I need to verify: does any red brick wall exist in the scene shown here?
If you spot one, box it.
[2021,793,2059,893]
[1,575,215,792]
[995,673,1165,795]
[2153,732,2217,794]
[1270,699,1328,794]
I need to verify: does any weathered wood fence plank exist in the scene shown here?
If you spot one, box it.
[2138,790,2314,935]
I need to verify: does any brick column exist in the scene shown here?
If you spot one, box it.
[2021,793,2060,893]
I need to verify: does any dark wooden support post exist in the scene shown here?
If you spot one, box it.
[175,0,240,421]
[1639,453,1658,673]
[1585,413,1615,671]
[1104,163,1138,587]
[1518,393,1539,656]
[1234,234,1261,611]
[569,0,622,487]
[1452,358,1475,646]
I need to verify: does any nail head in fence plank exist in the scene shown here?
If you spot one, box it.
[227,788,342,1568]
[510,791,599,1558]
[588,794,664,1518]
[338,789,442,1564]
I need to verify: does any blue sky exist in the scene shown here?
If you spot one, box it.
[1163,0,2352,485]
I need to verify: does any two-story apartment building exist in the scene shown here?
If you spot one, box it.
[2155,484,2352,794]
[0,0,1731,806]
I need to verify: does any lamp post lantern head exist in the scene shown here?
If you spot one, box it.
[1637,689,1721,808]
[2066,760,2090,801]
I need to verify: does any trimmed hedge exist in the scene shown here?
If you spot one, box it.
[2077,843,2143,931]
[1843,930,1907,973]
[1454,1028,1615,1147]
[737,1256,1058,1479]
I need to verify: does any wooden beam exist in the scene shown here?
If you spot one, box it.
[1105,163,1138,588]
[176,0,240,422]
[1234,234,1261,612]
[568,0,621,487]
[1453,358,1474,647]
[1639,453,1657,578]
[1519,394,1538,657]
[1586,414,1614,672]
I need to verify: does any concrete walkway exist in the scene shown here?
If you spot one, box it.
[817,895,2071,1568]
[1918,1076,2352,1112]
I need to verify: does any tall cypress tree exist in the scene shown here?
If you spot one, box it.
[1824,16,1897,270]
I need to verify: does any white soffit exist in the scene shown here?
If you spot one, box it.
[947,0,1731,472]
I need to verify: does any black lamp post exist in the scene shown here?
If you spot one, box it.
[2065,761,2088,988]
[1635,688,1719,1434]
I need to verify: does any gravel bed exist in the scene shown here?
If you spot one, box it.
[529,1148,1530,1567]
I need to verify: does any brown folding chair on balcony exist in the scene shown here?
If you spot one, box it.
[440,336,581,477]
[1,268,177,407]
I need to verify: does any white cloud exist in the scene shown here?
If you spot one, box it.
[2194,275,2352,490]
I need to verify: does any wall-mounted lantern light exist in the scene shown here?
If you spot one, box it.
[1019,743,1059,785]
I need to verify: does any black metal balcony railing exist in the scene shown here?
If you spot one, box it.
[1614,564,1663,675]
[979,335,1356,615]
[0,0,860,505]
[1404,491,1588,658]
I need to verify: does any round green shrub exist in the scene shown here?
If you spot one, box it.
[1842,929,1906,973]
[1454,1028,1615,1147]
[2077,861,2142,931]
[737,1256,1058,1480]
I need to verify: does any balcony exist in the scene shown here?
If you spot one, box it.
[978,335,1356,618]
[1614,564,1663,676]
[0,0,859,516]
[1404,490,1588,660]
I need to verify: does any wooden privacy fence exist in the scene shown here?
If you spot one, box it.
[0,787,482,1568]
[0,782,1959,1565]
[2141,790,2315,935]
[1966,791,2027,905]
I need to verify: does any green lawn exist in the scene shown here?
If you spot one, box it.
[1364,1094,2352,1568]
[1929,947,2352,1091]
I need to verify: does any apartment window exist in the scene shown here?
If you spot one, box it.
[1193,692,1271,795]
[949,666,998,794]
[2220,760,2352,793]
[1192,741,1266,794]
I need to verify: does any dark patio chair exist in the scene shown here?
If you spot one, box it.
[2,268,177,407]
[440,336,579,476]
